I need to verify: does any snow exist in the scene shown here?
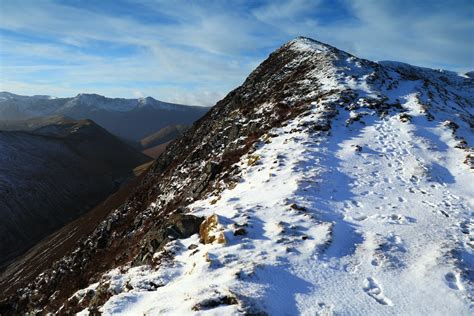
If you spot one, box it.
[0,92,193,120]
[73,40,473,315]
[58,94,187,112]
[289,37,331,54]
[79,106,472,314]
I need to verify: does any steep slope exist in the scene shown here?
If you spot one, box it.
[0,115,75,131]
[140,124,188,158]
[0,164,152,308]
[0,93,209,141]
[0,118,150,270]
[1,37,472,315]
[142,141,171,159]
[139,124,188,150]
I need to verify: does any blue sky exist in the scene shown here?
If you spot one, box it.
[0,0,473,106]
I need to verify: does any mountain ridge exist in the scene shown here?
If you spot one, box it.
[0,92,202,112]
[1,37,472,315]
[0,92,209,141]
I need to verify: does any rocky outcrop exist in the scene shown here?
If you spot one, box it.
[199,214,227,245]
[135,210,203,265]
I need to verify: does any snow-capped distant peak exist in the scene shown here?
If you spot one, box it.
[137,96,158,107]
[138,96,154,103]
[61,94,138,112]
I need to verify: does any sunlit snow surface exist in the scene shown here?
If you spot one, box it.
[75,39,473,315]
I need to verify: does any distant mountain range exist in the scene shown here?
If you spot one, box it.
[0,92,209,141]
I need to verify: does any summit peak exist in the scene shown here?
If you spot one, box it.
[285,36,333,53]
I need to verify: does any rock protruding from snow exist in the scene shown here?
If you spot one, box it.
[199,214,227,245]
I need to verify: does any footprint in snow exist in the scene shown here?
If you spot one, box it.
[353,214,368,222]
[363,277,393,306]
[445,272,464,291]
[315,302,334,315]
[386,214,416,225]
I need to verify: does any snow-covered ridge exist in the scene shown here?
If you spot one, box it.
[59,93,187,112]
[66,37,473,315]
[0,92,196,120]
[90,91,472,314]
[4,37,472,315]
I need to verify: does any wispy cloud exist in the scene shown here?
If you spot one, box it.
[0,0,472,105]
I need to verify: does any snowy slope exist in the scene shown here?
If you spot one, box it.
[58,94,188,112]
[3,37,472,315]
[65,38,474,315]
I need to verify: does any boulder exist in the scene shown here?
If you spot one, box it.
[135,210,204,264]
[199,214,227,244]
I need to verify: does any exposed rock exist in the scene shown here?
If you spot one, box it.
[188,244,199,250]
[234,228,247,236]
[200,214,227,245]
[399,113,412,123]
[247,155,261,166]
[464,153,474,169]
[289,203,307,212]
[191,294,238,311]
[312,121,331,131]
[352,144,363,152]
[135,210,203,264]
[455,139,468,149]
[443,120,460,132]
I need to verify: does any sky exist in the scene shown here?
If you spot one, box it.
[0,0,473,106]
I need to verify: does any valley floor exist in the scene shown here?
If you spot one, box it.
[75,92,473,315]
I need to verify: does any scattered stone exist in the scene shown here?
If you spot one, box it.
[289,203,307,212]
[352,144,362,152]
[192,295,238,311]
[346,112,365,126]
[312,122,331,131]
[247,155,261,166]
[443,120,459,131]
[188,244,198,250]
[261,133,272,144]
[228,182,238,190]
[463,153,474,169]
[234,228,247,236]
[455,140,467,149]
[399,113,412,123]
[210,196,221,205]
